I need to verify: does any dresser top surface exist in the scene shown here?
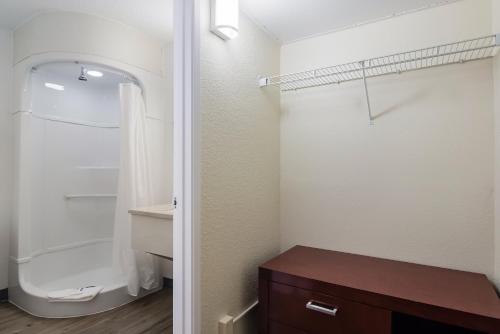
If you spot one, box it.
[260,246,500,320]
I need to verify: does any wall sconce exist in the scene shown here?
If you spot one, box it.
[210,0,239,40]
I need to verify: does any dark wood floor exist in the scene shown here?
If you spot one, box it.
[0,288,172,334]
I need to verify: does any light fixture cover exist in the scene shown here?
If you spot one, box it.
[211,0,239,40]
[44,82,65,91]
[87,70,103,77]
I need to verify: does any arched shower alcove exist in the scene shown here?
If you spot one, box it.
[9,60,161,317]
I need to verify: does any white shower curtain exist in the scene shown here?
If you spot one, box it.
[113,83,161,296]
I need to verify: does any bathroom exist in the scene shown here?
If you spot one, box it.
[0,0,175,332]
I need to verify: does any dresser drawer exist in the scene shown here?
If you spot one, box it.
[269,282,391,334]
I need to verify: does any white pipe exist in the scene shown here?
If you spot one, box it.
[233,300,258,323]
[218,300,259,334]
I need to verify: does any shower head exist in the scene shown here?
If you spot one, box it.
[78,66,88,81]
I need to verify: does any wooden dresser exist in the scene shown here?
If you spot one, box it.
[259,246,500,334]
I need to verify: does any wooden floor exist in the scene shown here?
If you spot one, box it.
[0,288,172,334]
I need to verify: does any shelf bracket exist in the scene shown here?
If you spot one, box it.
[360,61,374,125]
[258,76,269,88]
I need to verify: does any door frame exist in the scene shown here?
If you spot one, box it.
[173,0,200,333]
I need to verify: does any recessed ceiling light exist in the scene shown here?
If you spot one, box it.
[87,70,104,77]
[44,82,64,91]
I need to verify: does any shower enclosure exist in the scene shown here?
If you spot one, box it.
[9,61,160,317]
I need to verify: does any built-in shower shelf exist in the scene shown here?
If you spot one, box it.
[259,34,500,123]
[77,166,119,170]
[65,194,117,200]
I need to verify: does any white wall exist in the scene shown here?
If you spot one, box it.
[12,12,173,208]
[200,0,281,332]
[0,29,13,290]
[14,12,164,76]
[8,11,174,282]
[29,64,121,253]
[281,0,496,278]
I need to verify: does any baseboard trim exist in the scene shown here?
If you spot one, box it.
[163,277,173,289]
[0,288,8,302]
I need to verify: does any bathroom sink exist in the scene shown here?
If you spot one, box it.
[129,204,174,258]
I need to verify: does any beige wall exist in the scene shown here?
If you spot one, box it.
[281,0,492,74]
[494,49,500,286]
[493,0,500,33]
[493,0,500,286]
[0,28,13,290]
[199,0,281,332]
[280,0,496,278]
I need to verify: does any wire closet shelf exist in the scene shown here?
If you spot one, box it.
[259,34,500,92]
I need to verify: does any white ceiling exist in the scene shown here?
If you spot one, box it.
[0,0,461,44]
[0,0,173,41]
[240,0,461,43]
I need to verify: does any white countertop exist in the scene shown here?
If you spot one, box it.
[129,204,174,219]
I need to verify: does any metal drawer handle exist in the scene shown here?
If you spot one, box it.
[306,301,338,316]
